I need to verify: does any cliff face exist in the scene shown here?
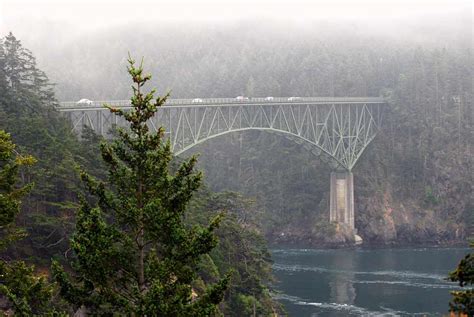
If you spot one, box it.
[264,184,468,248]
[357,188,467,245]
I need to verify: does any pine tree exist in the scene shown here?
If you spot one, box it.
[0,130,60,316]
[52,57,229,315]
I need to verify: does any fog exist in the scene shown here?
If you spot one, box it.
[2,0,471,39]
[0,0,471,100]
[3,0,469,25]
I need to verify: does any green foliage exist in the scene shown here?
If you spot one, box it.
[0,32,86,261]
[0,130,34,243]
[0,261,62,316]
[0,129,32,250]
[189,190,281,316]
[312,219,337,238]
[448,243,474,315]
[0,131,64,315]
[232,294,261,316]
[53,57,229,315]
[424,186,439,206]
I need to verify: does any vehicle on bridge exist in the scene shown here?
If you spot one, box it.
[192,98,203,103]
[235,96,249,101]
[288,96,302,101]
[76,98,93,105]
[265,96,274,101]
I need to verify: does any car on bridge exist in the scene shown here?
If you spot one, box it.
[265,96,274,101]
[287,97,302,101]
[192,98,203,103]
[235,96,249,101]
[76,98,93,105]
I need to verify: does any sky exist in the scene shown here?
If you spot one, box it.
[1,0,471,31]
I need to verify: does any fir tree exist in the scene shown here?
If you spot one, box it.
[2,32,56,112]
[0,130,34,251]
[448,243,474,315]
[52,57,229,315]
[0,32,87,261]
[0,130,60,316]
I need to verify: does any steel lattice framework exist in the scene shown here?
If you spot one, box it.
[58,97,386,171]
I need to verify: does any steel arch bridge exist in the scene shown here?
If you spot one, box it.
[58,97,387,238]
[59,97,385,171]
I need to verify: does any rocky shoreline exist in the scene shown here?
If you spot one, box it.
[266,230,470,249]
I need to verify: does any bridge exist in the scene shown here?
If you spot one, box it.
[58,97,387,241]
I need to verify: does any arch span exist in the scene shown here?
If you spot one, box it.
[174,127,347,169]
[59,98,385,171]
[158,101,383,171]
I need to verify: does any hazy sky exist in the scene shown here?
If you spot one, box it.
[1,0,471,31]
[0,0,471,60]
[0,0,470,101]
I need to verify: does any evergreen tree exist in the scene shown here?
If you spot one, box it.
[52,57,229,315]
[448,243,474,315]
[0,130,61,316]
[0,32,87,262]
[2,32,56,113]
[0,130,34,251]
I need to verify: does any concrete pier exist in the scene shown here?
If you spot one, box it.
[329,171,354,231]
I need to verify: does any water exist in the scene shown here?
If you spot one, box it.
[271,247,470,316]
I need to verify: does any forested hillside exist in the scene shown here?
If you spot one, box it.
[22,23,471,246]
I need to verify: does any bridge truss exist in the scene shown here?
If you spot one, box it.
[58,97,386,171]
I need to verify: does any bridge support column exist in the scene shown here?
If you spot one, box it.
[329,171,354,231]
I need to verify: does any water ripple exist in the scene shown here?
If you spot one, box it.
[273,292,432,316]
[351,279,463,290]
[273,263,448,281]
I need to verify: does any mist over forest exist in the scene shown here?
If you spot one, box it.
[3,5,471,101]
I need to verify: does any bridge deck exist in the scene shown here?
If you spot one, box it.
[58,97,386,111]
